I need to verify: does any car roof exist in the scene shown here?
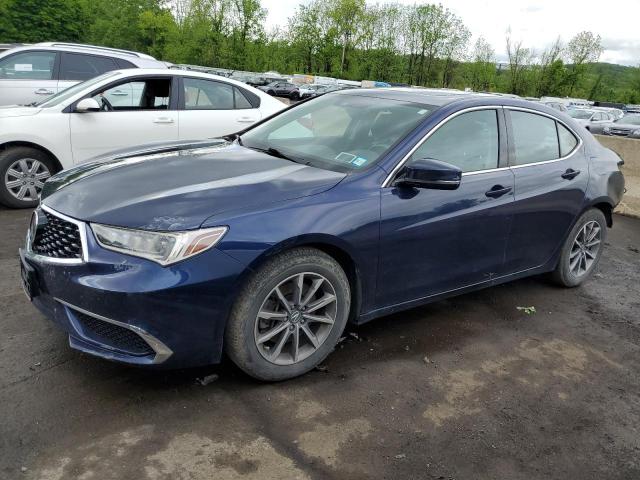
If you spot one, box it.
[96,69,270,92]
[1,43,159,63]
[336,87,528,107]
[32,42,157,60]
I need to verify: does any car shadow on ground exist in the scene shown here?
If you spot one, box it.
[54,274,552,392]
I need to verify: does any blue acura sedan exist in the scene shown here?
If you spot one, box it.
[20,89,625,380]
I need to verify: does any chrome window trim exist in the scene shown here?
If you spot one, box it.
[382,104,585,187]
[55,298,173,364]
[382,105,502,187]
[504,106,583,167]
[25,204,89,264]
[462,166,511,177]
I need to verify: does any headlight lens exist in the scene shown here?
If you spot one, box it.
[91,224,228,266]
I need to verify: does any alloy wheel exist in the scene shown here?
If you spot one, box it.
[569,220,602,277]
[4,158,51,202]
[254,272,338,365]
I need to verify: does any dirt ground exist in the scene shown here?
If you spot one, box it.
[1,207,639,480]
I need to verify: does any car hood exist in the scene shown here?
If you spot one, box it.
[0,105,41,118]
[42,141,346,231]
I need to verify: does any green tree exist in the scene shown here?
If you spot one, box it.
[0,0,85,43]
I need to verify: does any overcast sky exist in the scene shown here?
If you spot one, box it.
[262,0,640,66]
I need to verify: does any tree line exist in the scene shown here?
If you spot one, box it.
[1,0,639,103]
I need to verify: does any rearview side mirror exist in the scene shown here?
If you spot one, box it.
[393,158,462,190]
[75,98,101,113]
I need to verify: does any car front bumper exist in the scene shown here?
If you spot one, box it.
[19,220,247,368]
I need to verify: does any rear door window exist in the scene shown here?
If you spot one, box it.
[510,111,559,165]
[183,78,256,110]
[60,53,118,81]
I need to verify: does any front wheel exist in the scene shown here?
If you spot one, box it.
[225,247,351,381]
[552,208,607,287]
[0,147,55,208]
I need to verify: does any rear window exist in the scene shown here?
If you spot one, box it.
[510,111,559,165]
[558,123,578,157]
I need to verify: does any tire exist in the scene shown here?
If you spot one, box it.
[290,91,300,101]
[225,247,351,381]
[0,146,56,209]
[552,208,607,287]
[267,90,276,96]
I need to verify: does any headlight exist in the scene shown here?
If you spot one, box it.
[633,129,640,136]
[91,224,228,266]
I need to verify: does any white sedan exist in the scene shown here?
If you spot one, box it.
[0,69,285,208]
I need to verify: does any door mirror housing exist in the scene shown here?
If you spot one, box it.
[393,158,462,190]
[75,98,101,113]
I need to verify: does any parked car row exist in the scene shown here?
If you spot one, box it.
[257,81,357,101]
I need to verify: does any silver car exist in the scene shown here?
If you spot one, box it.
[567,108,615,131]
[601,114,640,139]
[0,43,166,106]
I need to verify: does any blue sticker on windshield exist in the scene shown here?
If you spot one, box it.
[352,157,368,167]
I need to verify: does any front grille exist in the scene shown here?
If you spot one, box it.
[32,210,82,259]
[73,310,155,356]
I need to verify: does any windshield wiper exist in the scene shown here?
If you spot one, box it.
[248,145,300,164]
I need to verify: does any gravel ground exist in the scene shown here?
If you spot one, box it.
[1,208,639,480]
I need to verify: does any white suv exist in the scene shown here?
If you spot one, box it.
[0,43,166,106]
[0,69,285,208]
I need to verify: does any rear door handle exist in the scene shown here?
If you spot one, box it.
[485,185,512,198]
[236,116,257,123]
[34,88,54,95]
[110,90,128,96]
[153,117,174,124]
[561,168,581,180]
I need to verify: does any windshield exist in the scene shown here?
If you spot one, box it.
[619,114,640,125]
[568,109,593,120]
[240,93,435,172]
[36,71,121,107]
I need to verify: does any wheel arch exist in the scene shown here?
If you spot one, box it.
[587,198,614,227]
[239,234,363,324]
[0,141,64,173]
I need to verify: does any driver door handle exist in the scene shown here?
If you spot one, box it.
[34,88,54,95]
[485,185,512,198]
[561,168,581,180]
[153,117,174,124]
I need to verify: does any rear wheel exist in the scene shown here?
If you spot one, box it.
[225,247,351,381]
[0,147,55,208]
[552,208,607,287]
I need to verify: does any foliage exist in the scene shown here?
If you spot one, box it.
[0,0,637,103]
